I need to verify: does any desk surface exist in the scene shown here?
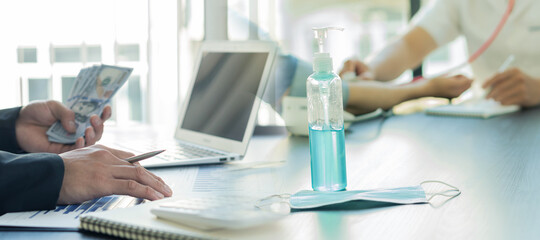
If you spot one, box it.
[3,107,540,239]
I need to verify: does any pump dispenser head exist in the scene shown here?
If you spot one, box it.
[312,27,344,72]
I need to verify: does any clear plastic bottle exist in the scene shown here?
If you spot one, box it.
[307,27,347,192]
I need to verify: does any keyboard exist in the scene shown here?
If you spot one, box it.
[150,196,287,230]
[155,142,226,161]
[119,140,227,162]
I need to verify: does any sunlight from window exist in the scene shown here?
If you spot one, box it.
[0,0,469,128]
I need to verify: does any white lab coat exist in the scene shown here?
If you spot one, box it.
[412,0,540,90]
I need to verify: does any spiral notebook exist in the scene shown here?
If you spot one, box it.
[425,99,520,119]
[79,196,282,240]
[79,199,212,239]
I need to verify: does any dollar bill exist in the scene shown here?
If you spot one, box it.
[47,64,133,144]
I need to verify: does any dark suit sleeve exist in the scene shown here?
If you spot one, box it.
[0,152,64,215]
[0,107,65,215]
[0,107,24,153]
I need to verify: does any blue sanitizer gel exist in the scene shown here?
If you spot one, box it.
[307,27,348,192]
[309,127,347,191]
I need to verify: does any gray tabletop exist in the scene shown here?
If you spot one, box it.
[2,107,540,239]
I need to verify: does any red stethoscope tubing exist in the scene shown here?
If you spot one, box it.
[412,0,515,82]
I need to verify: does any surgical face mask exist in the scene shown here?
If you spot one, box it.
[256,181,460,210]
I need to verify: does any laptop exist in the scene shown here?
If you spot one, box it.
[118,41,277,168]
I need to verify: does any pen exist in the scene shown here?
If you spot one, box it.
[498,55,515,73]
[483,55,515,99]
[124,150,166,164]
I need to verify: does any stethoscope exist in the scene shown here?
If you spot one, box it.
[412,0,515,82]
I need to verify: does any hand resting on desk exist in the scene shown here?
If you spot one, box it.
[58,144,173,205]
[339,57,472,101]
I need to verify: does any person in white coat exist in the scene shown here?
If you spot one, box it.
[340,0,540,107]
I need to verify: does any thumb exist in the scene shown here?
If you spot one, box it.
[47,100,77,133]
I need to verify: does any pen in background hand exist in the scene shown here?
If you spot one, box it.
[498,55,515,73]
[483,55,515,99]
[124,150,166,164]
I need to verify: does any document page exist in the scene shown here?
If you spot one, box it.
[0,167,198,229]
[0,156,281,229]
[0,195,144,230]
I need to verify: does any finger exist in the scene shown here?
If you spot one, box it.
[101,106,112,121]
[75,137,85,149]
[499,94,523,106]
[140,166,168,185]
[483,68,517,88]
[109,179,165,201]
[343,61,353,71]
[47,100,76,133]
[132,162,167,186]
[56,137,84,153]
[58,144,75,153]
[492,85,522,104]
[339,61,354,76]
[356,61,369,76]
[89,115,104,142]
[84,126,97,146]
[112,165,172,197]
[53,143,71,154]
[487,76,519,99]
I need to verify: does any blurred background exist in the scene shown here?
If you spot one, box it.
[0,0,468,131]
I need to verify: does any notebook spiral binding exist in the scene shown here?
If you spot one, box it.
[426,111,488,118]
[80,216,213,240]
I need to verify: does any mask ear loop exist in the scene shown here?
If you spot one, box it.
[255,194,291,209]
[420,180,461,202]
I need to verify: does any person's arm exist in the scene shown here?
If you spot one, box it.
[0,151,64,214]
[0,103,173,214]
[367,26,438,81]
[345,75,472,114]
[0,144,174,215]
[0,107,65,214]
[341,0,461,82]
[340,26,437,82]
[0,107,24,153]
[284,53,472,114]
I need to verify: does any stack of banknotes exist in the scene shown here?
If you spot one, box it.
[47,64,133,144]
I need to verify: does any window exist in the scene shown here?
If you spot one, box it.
[28,78,51,102]
[53,47,81,63]
[61,76,76,103]
[228,0,249,40]
[127,76,143,121]
[117,44,140,62]
[2,0,150,124]
[87,46,102,62]
[17,47,37,63]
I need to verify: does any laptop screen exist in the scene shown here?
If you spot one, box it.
[180,51,269,142]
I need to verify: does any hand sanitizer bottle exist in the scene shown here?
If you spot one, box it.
[307,27,347,192]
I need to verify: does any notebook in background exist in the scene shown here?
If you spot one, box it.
[425,99,519,118]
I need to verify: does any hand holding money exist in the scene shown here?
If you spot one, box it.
[47,64,133,144]
[15,100,111,153]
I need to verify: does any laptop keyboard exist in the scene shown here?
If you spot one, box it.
[159,142,226,161]
[120,140,227,162]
